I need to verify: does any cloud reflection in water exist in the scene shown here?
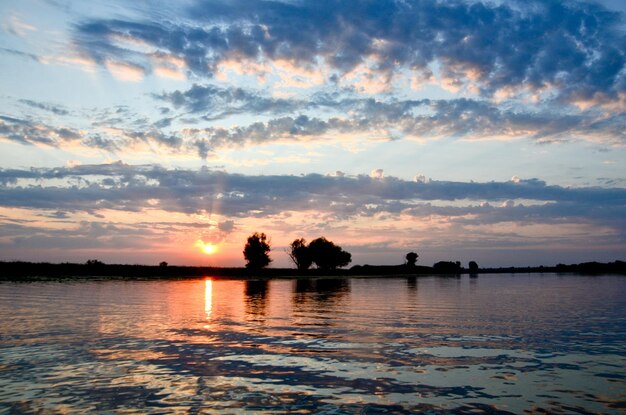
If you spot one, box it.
[0,275,624,414]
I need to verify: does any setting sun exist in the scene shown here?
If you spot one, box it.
[195,240,217,255]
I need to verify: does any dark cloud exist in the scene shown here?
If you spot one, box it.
[40,210,70,219]
[403,200,626,229]
[356,98,626,143]
[173,98,626,156]
[154,84,301,119]
[73,0,626,104]
[150,82,626,148]
[125,129,183,148]
[218,220,235,233]
[1,220,168,251]
[4,94,624,159]
[0,115,181,153]
[82,134,121,151]
[187,114,353,157]
[1,164,624,232]
[152,117,173,128]
[153,84,424,121]
[0,115,72,146]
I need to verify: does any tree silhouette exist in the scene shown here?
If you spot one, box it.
[288,238,313,270]
[243,232,272,269]
[308,237,352,270]
[468,261,479,272]
[405,252,418,267]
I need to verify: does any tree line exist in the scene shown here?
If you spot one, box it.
[243,232,352,271]
[243,232,485,275]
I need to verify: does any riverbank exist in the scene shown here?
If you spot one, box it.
[1,260,624,281]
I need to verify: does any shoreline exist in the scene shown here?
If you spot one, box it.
[1,260,624,281]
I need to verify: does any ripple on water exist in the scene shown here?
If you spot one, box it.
[0,275,625,414]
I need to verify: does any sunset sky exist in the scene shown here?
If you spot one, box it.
[1,0,625,267]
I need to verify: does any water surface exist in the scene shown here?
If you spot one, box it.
[1,274,625,414]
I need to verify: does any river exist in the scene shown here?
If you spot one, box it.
[1,274,624,414]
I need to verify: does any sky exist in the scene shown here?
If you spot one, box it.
[0,0,625,268]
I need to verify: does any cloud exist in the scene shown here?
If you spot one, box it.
[0,47,41,62]
[3,15,37,37]
[393,99,626,144]
[1,220,168,251]
[124,129,183,148]
[370,169,384,179]
[185,114,354,157]
[175,98,626,156]
[154,84,302,118]
[1,163,624,227]
[218,220,235,233]
[40,54,98,73]
[151,52,188,80]
[19,99,69,116]
[4,93,624,162]
[154,66,186,81]
[72,0,626,107]
[105,59,145,82]
[0,114,186,154]
[153,85,626,148]
[0,115,80,146]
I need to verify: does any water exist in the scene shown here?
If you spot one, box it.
[0,274,625,414]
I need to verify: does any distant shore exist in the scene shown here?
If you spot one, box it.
[1,260,624,281]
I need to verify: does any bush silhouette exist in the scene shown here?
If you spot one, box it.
[433,261,462,273]
[243,232,272,269]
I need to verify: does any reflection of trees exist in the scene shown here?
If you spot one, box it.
[244,280,269,318]
[292,279,350,331]
[293,278,350,308]
[406,276,417,291]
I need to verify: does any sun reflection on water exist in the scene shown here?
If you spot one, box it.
[205,279,212,322]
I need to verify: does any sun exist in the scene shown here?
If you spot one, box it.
[196,240,217,255]
[202,243,216,255]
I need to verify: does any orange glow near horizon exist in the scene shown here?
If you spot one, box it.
[195,240,218,255]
